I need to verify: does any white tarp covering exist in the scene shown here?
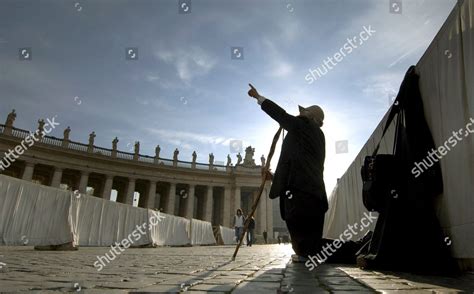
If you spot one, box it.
[219,226,236,245]
[416,0,474,259]
[188,218,216,245]
[148,211,190,246]
[0,175,218,248]
[0,175,74,246]
[324,0,474,258]
[71,194,152,247]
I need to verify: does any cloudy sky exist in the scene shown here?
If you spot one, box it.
[0,0,456,194]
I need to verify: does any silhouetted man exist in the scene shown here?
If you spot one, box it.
[246,216,255,246]
[248,84,328,262]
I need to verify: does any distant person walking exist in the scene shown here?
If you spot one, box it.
[246,216,255,246]
[233,209,245,243]
[248,84,328,263]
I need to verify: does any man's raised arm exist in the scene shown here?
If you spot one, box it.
[247,83,299,132]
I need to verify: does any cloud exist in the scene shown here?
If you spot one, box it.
[154,46,217,82]
[145,128,239,148]
[271,61,293,78]
[145,75,160,82]
[261,39,294,78]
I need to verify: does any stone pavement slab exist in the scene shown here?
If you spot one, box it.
[0,245,473,293]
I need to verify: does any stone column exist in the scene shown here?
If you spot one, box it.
[78,171,89,194]
[50,167,63,188]
[185,184,195,219]
[233,186,241,215]
[223,185,232,227]
[166,182,176,214]
[102,175,114,200]
[125,178,136,205]
[22,162,35,181]
[155,193,162,210]
[203,185,213,222]
[258,188,267,235]
[146,180,157,208]
[265,186,274,238]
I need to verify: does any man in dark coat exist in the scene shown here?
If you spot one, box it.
[247,84,328,262]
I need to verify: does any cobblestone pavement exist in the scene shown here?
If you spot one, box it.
[0,245,473,293]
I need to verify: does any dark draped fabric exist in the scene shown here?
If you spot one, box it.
[357,66,458,275]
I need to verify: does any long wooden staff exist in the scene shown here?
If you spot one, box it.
[231,126,283,260]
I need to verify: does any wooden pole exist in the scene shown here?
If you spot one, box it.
[231,127,282,260]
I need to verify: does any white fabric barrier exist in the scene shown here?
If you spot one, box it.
[71,194,152,247]
[0,174,217,247]
[324,0,474,258]
[0,175,74,246]
[189,218,216,245]
[416,0,474,259]
[219,226,236,245]
[148,211,190,246]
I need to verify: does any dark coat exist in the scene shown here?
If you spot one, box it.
[248,218,255,230]
[261,99,328,220]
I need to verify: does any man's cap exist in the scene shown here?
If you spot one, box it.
[298,105,324,126]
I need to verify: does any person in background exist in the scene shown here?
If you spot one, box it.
[263,231,268,244]
[247,84,328,263]
[233,209,245,243]
[246,215,256,246]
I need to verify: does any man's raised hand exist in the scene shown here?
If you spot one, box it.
[248,83,260,99]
